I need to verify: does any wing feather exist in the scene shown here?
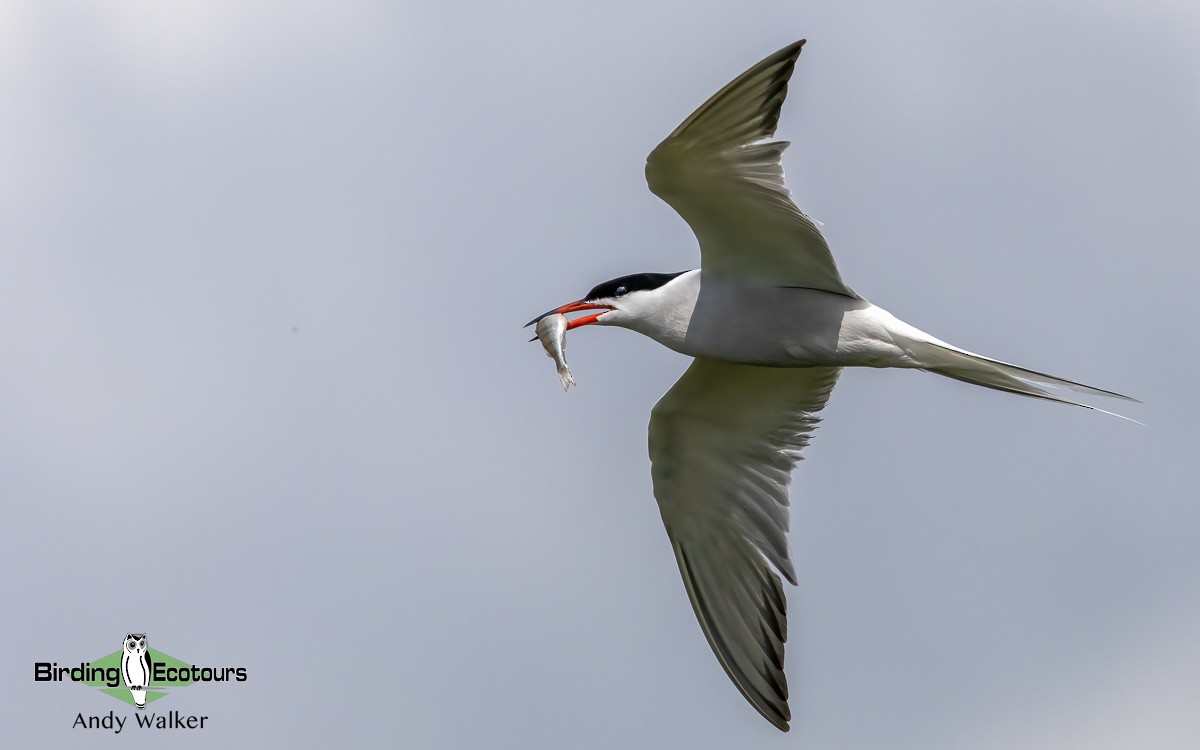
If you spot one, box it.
[645,41,856,296]
[649,359,841,731]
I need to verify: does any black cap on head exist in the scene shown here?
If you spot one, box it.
[585,271,687,301]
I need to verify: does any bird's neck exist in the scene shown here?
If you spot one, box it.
[620,269,700,353]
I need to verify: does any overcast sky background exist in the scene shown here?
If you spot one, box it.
[1,1,1197,748]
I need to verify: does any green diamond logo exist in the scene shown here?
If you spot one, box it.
[81,643,197,707]
[35,632,246,713]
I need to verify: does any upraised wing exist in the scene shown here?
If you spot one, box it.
[648,359,841,731]
[645,40,856,297]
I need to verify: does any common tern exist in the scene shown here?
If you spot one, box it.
[526,39,1135,732]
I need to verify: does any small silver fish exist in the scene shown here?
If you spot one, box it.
[534,313,576,391]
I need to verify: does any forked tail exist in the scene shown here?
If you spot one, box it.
[914,340,1140,422]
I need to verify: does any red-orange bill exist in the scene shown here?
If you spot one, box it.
[524,301,615,329]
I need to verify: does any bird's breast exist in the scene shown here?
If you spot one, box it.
[679,283,906,367]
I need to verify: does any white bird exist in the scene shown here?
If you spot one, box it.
[526,40,1136,732]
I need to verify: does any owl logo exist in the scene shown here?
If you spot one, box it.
[120,633,152,709]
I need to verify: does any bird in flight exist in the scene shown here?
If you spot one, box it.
[526,39,1135,732]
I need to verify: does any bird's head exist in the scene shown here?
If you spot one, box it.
[524,271,690,332]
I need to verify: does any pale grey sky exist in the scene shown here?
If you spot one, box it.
[2,1,1198,748]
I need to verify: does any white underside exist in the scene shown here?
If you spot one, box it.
[599,270,1134,413]
[608,270,938,369]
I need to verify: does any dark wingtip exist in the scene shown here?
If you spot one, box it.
[783,39,806,59]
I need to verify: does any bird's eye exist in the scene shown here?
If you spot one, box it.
[614,286,628,296]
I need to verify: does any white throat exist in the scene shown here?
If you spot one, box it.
[600,269,700,354]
